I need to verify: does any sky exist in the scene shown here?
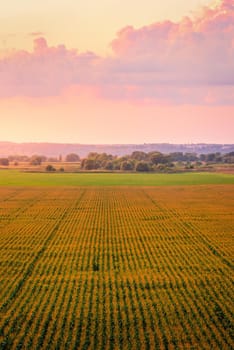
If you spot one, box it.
[0,0,233,144]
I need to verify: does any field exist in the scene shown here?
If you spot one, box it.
[0,169,234,186]
[0,180,233,349]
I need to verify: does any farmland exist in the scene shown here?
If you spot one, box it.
[0,169,234,186]
[0,183,233,349]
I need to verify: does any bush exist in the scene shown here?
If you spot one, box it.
[46,165,56,172]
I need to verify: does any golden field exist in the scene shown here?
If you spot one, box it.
[0,185,233,349]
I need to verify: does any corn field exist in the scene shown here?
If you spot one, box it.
[0,185,233,349]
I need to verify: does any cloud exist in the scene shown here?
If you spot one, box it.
[110,0,234,85]
[0,37,100,98]
[0,0,233,104]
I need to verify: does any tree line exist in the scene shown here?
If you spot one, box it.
[0,153,80,166]
[80,151,234,172]
[0,151,233,171]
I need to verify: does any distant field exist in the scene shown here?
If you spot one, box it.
[0,185,233,349]
[0,169,234,186]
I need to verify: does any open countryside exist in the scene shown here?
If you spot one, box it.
[2,0,234,348]
[0,175,233,349]
[0,170,234,187]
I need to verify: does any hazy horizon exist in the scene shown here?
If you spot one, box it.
[1,140,234,146]
[0,0,233,144]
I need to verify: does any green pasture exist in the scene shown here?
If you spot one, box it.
[0,170,234,186]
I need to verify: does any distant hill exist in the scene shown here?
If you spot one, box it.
[0,141,233,158]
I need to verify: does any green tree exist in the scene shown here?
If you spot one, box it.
[30,155,45,165]
[46,164,56,172]
[0,158,9,166]
[81,159,96,170]
[104,161,114,170]
[120,161,134,171]
[131,151,147,161]
[148,152,167,164]
[65,153,80,162]
[135,161,150,172]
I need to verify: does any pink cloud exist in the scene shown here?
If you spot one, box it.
[34,37,48,52]
[0,38,100,97]
[111,0,234,85]
[0,0,233,104]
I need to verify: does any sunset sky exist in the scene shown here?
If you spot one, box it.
[0,0,233,144]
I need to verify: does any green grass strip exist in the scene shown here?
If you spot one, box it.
[0,170,234,186]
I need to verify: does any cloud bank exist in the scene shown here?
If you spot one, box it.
[0,0,233,104]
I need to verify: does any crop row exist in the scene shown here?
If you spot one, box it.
[0,186,233,349]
